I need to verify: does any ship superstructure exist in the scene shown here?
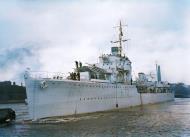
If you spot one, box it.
[24,21,174,120]
[68,21,131,84]
[136,65,171,93]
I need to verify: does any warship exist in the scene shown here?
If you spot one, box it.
[24,21,174,120]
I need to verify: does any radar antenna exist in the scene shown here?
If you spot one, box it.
[111,20,129,56]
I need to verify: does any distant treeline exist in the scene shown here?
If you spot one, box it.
[171,83,190,98]
[0,81,26,103]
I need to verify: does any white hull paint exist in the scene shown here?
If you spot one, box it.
[25,77,174,120]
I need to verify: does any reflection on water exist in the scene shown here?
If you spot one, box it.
[1,98,190,137]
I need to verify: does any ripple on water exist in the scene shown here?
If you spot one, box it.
[1,98,190,137]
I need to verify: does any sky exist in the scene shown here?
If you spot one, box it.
[0,0,190,84]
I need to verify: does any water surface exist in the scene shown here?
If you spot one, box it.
[1,98,190,137]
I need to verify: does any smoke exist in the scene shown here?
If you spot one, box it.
[0,43,42,83]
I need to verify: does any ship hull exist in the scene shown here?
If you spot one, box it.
[25,77,174,120]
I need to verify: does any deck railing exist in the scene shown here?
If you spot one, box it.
[27,71,67,80]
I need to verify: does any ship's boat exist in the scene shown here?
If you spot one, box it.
[0,108,16,125]
[24,21,174,120]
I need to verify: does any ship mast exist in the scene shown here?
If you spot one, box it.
[111,21,128,56]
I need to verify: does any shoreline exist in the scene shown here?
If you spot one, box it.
[0,100,26,104]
